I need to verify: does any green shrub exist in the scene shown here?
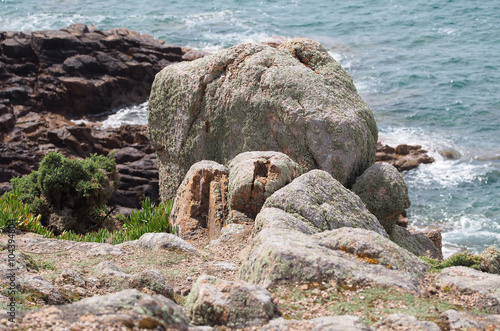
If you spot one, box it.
[11,151,119,234]
[2,189,175,244]
[421,251,482,272]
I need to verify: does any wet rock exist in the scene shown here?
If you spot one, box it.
[480,245,500,274]
[184,275,279,328]
[441,310,500,330]
[148,38,378,200]
[228,151,302,217]
[352,163,410,235]
[260,316,373,331]
[169,161,229,240]
[435,266,500,314]
[126,270,174,300]
[372,314,440,331]
[376,142,435,172]
[15,289,190,330]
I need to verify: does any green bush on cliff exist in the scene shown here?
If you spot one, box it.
[11,151,119,234]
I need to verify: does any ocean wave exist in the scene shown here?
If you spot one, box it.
[100,101,149,128]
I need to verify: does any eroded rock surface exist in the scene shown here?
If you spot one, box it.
[148,38,378,200]
[169,161,229,240]
[481,245,500,274]
[239,171,429,291]
[228,151,302,217]
[260,315,373,331]
[376,143,435,171]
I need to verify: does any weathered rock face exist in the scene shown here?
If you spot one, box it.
[184,275,279,328]
[262,170,388,235]
[352,163,410,235]
[239,208,429,292]
[260,316,373,331]
[169,161,229,240]
[372,314,440,331]
[228,151,302,217]
[239,170,429,291]
[148,38,378,200]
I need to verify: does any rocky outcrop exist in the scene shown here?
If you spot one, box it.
[148,38,378,200]
[239,170,429,291]
[390,226,442,260]
[13,289,190,330]
[376,142,435,172]
[352,163,410,235]
[126,270,174,300]
[118,232,199,254]
[169,161,229,240]
[228,151,302,217]
[372,314,440,331]
[184,275,279,328]
[441,310,500,330]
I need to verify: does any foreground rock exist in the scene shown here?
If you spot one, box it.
[435,266,500,314]
[376,142,435,172]
[148,38,378,200]
[228,151,302,217]
[372,314,440,331]
[184,275,279,328]
[481,245,500,274]
[12,289,190,330]
[239,170,429,291]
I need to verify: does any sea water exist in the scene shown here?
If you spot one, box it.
[2,0,499,256]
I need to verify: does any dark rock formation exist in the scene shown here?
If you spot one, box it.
[0,23,184,117]
[0,24,191,211]
[376,142,435,171]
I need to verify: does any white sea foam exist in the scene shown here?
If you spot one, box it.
[100,101,148,128]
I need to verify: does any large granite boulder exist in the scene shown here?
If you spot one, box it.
[352,162,410,235]
[228,151,302,217]
[184,275,279,328]
[148,38,378,200]
[239,171,429,292]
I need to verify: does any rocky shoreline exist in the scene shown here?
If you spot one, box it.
[1,24,432,214]
[4,25,496,331]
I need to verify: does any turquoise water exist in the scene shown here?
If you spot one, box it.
[2,0,500,255]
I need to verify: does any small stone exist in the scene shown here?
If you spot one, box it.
[480,246,500,274]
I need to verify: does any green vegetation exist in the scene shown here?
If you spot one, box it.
[421,251,482,272]
[11,151,119,234]
[1,152,177,244]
